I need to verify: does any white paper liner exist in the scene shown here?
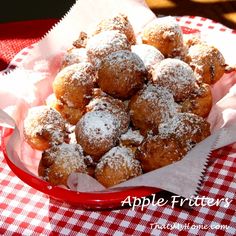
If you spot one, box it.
[0,0,236,199]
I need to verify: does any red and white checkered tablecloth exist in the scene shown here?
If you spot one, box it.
[0,17,236,235]
[0,139,235,235]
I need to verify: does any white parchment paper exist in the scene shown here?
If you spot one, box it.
[0,0,236,198]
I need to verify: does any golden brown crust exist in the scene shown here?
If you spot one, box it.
[185,43,226,84]
[92,13,136,45]
[136,135,187,172]
[97,50,146,99]
[152,58,196,101]
[158,112,211,145]
[23,106,68,151]
[180,83,212,118]
[86,30,131,68]
[61,47,89,69]
[53,62,95,108]
[38,143,88,186]
[75,111,120,160]
[95,146,142,187]
[129,84,179,135]
[46,94,85,125]
[131,44,164,80]
[142,16,184,58]
[86,95,130,134]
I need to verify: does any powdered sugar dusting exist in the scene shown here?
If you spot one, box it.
[55,62,95,89]
[145,16,182,37]
[92,13,136,45]
[86,30,131,64]
[104,50,146,74]
[86,96,130,134]
[131,44,164,71]
[153,58,196,100]
[77,110,119,145]
[70,62,96,85]
[159,113,206,139]
[142,16,184,58]
[24,106,66,145]
[66,123,78,142]
[62,48,89,68]
[188,43,225,67]
[53,62,95,108]
[186,43,225,82]
[139,84,178,122]
[43,143,87,178]
[87,97,114,111]
[96,146,142,175]
[120,128,144,145]
[157,16,182,36]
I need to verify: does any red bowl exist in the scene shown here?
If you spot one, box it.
[1,127,160,210]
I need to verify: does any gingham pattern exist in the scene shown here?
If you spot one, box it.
[6,45,35,71]
[176,16,236,33]
[0,16,236,235]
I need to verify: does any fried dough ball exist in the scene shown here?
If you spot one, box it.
[46,94,84,125]
[23,106,68,151]
[129,84,179,135]
[142,16,184,58]
[136,134,187,172]
[180,83,212,118]
[152,58,196,101]
[185,43,226,84]
[75,111,120,160]
[98,50,146,99]
[38,143,88,186]
[95,146,142,187]
[86,30,131,67]
[61,48,89,69]
[86,95,130,134]
[131,44,164,78]
[53,62,95,108]
[159,112,211,145]
[92,13,136,45]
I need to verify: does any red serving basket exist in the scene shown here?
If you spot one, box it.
[1,126,160,210]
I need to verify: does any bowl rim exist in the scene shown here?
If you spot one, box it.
[1,127,160,210]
